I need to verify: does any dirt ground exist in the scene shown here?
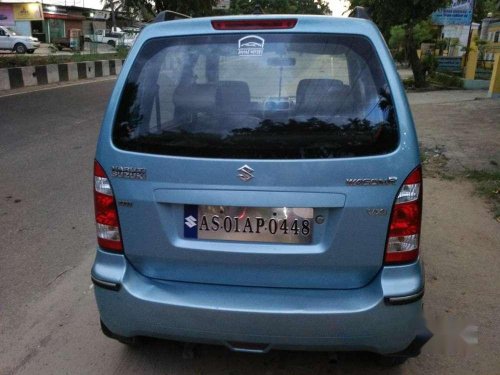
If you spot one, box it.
[2,178,499,375]
[0,85,499,374]
[409,90,500,173]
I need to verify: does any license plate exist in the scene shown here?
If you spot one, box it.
[184,205,313,244]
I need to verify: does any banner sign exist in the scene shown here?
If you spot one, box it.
[213,0,231,10]
[13,3,44,21]
[92,11,110,20]
[0,4,15,26]
[432,0,474,25]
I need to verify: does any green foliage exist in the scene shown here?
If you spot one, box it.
[229,0,331,15]
[473,0,499,21]
[413,20,436,44]
[389,20,436,50]
[349,0,447,88]
[474,36,493,62]
[429,72,463,88]
[392,48,407,64]
[153,0,217,16]
[0,52,129,69]
[115,45,130,58]
[402,77,415,89]
[349,0,447,36]
[388,25,405,49]
[46,53,59,64]
[108,0,332,18]
[421,53,438,75]
[465,169,500,221]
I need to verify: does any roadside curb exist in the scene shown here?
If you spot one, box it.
[0,59,124,91]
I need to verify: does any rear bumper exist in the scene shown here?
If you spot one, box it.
[92,249,427,354]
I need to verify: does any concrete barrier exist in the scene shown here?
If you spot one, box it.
[0,59,125,91]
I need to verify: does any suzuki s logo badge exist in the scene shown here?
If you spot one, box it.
[184,215,197,228]
[237,165,254,182]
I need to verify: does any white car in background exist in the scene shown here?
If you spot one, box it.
[0,25,40,54]
[84,29,124,48]
[121,28,140,48]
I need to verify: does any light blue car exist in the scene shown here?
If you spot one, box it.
[92,12,430,365]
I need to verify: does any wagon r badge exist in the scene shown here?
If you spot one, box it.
[238,165,254,182]
[345,177,397,186]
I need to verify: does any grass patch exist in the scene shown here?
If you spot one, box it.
[465,170,500,222]
[0,50,128,69]
[428,72,463,89]
[420,145,449,178]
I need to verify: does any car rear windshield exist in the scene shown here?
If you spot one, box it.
[113,33,398,159]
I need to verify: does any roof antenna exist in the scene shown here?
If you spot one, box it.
[348,6,371,20]
[152,10,191,23]
[253,4,264,14]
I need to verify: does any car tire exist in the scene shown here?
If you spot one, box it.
[84,37,91,42]
[107,40,116,48]
[27,49,35,54]
[100,320,140,346]
[14,43,27,54]
[376,354,408,367]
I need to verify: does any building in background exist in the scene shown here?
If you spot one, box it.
[432,0,475,57]
[480,14,500,62]
[0,1,135,43]
[0,3,44,38]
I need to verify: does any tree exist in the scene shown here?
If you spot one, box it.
[389,20,436,64]
[230,0,331,15]
[349,0,448,88]
[102,0,155,24]
[474,0,499,22]
[103,0,218,19]
[153,0,218,16]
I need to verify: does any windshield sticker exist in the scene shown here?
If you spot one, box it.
[238,35,264,56]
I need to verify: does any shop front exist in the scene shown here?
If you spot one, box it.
[42,5,85,43]
[0,3,44,38]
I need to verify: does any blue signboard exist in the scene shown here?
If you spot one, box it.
[432,0,474,25]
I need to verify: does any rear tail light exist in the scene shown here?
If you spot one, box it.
[94,160,123,252]
[211,19,297,30]
[384,166,422,264]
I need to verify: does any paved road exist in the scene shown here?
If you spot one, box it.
[0,81,499,375]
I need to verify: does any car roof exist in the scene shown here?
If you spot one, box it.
[139,14,380,40]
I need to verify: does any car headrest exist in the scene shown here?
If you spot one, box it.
[173,83,217,112]
[295,79,347,115]
[216,81,251,113]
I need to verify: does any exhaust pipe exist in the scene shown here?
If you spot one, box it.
[226,341,270,354]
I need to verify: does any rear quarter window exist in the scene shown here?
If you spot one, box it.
[113,33,398,159]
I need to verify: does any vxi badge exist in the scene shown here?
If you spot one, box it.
[346,177,397,186]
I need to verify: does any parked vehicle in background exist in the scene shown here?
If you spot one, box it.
[53,36,84,51]
[122,27,140,48]
[92,13,430,365]
[0,25,40,54]
[84,29,124,47]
